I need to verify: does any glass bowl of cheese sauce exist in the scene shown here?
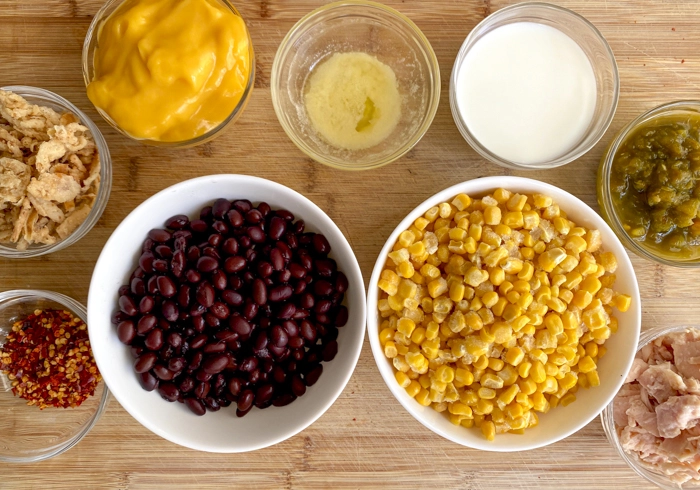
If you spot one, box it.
[450,2,619,170]
[82,0,254,148]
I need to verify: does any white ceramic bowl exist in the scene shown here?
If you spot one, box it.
[88,174,366,452]
[367,176,641,451]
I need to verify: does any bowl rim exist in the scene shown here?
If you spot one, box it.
[87,173,367,452]
[81,0,255,148]
[366,175,641,451]
[0,289,110,463]
[270,0,441,170]
[597,100,700,269]
[449,1,620,170]
[0,85,112,258]
[601,324,700,489]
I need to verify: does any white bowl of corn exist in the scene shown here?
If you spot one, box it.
[366,176,641,451]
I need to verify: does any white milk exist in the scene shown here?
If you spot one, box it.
[456,22,597,165]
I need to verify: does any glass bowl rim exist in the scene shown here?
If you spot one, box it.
[0,85,112,258]
[448,1,620,170]
[270,0,441,170]
[81,0,256,148]
[0,289,110,463]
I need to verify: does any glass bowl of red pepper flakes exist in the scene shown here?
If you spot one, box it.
[0,289,109,462]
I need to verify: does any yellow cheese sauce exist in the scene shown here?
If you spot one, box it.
[87,0,251,142]
[304,52,401,151]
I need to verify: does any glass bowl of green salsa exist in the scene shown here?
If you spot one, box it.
[598,101,700,267]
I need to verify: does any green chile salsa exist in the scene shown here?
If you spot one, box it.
[610,112,700,260]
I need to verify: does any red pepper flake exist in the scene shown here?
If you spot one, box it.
[672,27,676,31]
[0,309,102,409]
[682,59,685,64]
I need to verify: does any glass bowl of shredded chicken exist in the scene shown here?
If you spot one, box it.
[0,86,111,258]
[602,325,700,489]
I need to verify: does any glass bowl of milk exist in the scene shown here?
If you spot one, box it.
[450,2,619,170]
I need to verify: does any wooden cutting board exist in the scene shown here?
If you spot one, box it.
[1,1,700,488]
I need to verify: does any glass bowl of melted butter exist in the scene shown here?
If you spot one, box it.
[271,0,441,170]
[82,0,255,148]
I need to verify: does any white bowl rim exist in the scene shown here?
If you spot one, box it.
[88,174,366,452]
[366,175,641,452]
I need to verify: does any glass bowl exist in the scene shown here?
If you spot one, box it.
[271,0,441,170]
[82,0,255,148]
[449,2,619,170]
[601,324,700,489]
[0,290,109,462]
[0,86,112,258]
[597,101,700,268]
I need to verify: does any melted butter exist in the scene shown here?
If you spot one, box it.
[304,52,401,151]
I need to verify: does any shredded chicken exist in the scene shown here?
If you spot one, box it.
[614,328,700,485]
[0,90,100,249]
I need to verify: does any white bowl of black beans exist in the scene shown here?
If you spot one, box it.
[87,174,366,452]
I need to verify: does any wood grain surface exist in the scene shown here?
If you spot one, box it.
[1,0,700,488]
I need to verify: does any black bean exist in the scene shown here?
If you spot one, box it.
[117,320,136,344]
[224,256,246,274]
[139,371,159,391]
[158,382,179,402]
[137,314,157,335]
[145,328,164,351]
[166,214,189,230]
[134,352,157,373]
[252,278,267,305]
[185,397,206,415]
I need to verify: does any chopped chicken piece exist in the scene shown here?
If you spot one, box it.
[656,395,700,438]
[638,363,687,404]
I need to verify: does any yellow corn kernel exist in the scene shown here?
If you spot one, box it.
[481,373,505,390]
[397,317,416,337]
[518,378,537,396]
[449,282,466,303]
[529,349,548,364]
[452,194,472,211]
[395,371,411,388]
[488,358,505,372]
[533,241,546,254]
[516,261,534,281]
[614,294,632,312]
[577,355,596,374]
[598,251,618,273]
[521,247,535,260]
[598,345,607,358]
[448,227,468,242]
[384,341,398,358]
[503,211,524,228]
[397,261,415,279]
[505,346,525,366]
[465,267,489,287]
[408,241,426,258]
[485,268,504,288]
[413,217,430,231]
[435,365,455,384]
[467,222,483,241]
[478,387,497,400]
[406,352,428,372]
[564,235,587,254]
[484,206,502,226]
[531,392,549,412]
[521,210,539,230]
[584,342,598,358]
[397,280,416,300]
[580,276,602,295]
[410,327,426,345]
[449,402,474,418]
[423,335,441,357]
[559,372,578,391]
[427,278,448,298]
[420,264,441,281]
[560,393,577,407]
[379,327,395,345]
[474,354,490,371]
[583,308,607,331]
[405,380,421,398]
[572,290,593,309]
[497,365,519,387]
[415,388,431,406]
[393,356,410,372]
[530,361,546,383]
[533,194,552,209]
[538,248,567,272]
[499,385,521,410]
[592,327,611,342]
[557,345,577,363]
[553,216,571,235]
[586,370,601,388]
[461,418,475,429]
[424,206,440,222]
[586,229,602,252]
[480,291,498,309]
[378,280,398,296]
[518,361,532,379]
[437,203,452,219]
[389,248,410,265]
[455,368,474,386]
[481,420,496,441]
[544,313,564,335]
